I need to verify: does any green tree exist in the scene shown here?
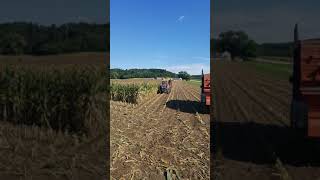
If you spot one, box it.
[178,71,191,81]
[0,22,109,55]
[216,30,257,60]
[0,33,26,55]
[110,71,119,79]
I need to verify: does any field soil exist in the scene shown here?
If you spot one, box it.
[0,122,107,180]
[111,81,210,179]
[212,61,320,180]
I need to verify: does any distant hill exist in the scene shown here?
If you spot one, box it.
[110,68,177,79]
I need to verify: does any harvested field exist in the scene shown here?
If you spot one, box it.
[212,61,320,180]
[111,80,210,179]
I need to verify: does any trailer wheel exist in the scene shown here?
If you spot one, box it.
[290,100,308,130]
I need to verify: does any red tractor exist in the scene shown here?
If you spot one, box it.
[201,70,211,106]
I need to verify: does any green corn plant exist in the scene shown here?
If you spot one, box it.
[0,64,108,136]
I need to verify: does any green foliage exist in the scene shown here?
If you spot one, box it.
[0,65,107,135]
[178,71,191,81]
[191,75,202,80]
[110,68,176,79]
[216,30,257,60]
[213,37,292,58]
[0,22,109,55]
[0,33,26,55]
[257,43,292,57]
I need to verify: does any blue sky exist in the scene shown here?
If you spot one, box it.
[111,0,210,75]
[213,0,320,43]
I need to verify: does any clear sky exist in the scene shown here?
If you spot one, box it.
[212,0,320,43]
[111,0,210,75]
[0,0,108,24]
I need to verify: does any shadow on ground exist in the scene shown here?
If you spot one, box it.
[212,121,320,167]
[166,100,210,114]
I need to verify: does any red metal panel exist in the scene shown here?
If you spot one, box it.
[300,42,320,86]
[304,93,320,137]
[308,112,320,137]
[299,39,320,137]
[301,50,320,58]
[206,96,211,106]
[302,94,320,137]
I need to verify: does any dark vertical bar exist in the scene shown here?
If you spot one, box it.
[293,23,301,100]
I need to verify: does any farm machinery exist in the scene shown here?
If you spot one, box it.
[201,70,211,106]
[290,24,320,138]
[157,79,172,94]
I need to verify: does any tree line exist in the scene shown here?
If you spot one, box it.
[212,31,293,60]
[110,69,177,79]
[111,68,192,80]
[0,22,109,55]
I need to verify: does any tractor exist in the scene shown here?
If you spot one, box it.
[290,24,320,138]
[158,80,172,94]
[201,70,211,106]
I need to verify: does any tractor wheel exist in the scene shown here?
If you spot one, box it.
[290,100,308,130]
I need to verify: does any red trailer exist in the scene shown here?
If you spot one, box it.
[290,24,320,138]
[201,70,211,106]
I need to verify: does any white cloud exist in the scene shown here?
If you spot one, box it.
[177,15,185,22]
[165,63,210,75]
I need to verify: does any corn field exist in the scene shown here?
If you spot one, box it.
[0,64,107,135]
[110,82,158,103]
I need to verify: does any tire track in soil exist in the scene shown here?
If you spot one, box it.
[182,82,209,127]
[215,62,320,180]
[225,65,291,116]
[224,72,288,127]
[174,82,210,179]
[213,62,286,180]
[228,62,291,95]
[218,63,320,180]
[231,72,320,180]
[111,81,210,179]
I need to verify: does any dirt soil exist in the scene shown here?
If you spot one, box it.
[0,122,107,180]
[212,61,320,180]
[111,81,210,179]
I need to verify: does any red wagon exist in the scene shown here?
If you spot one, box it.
[290,24,320,138]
